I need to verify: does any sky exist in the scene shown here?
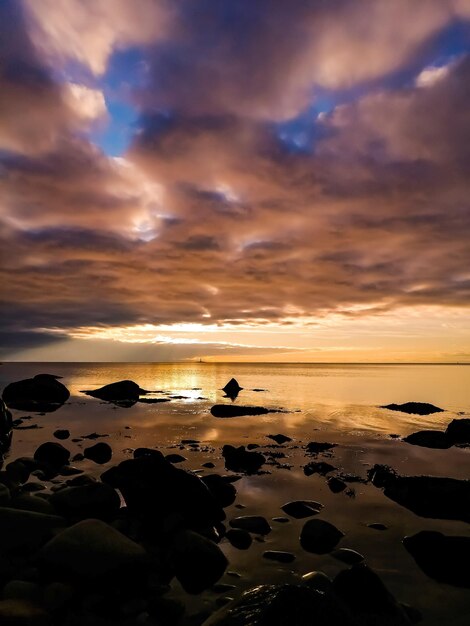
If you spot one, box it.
[1,0,469,363]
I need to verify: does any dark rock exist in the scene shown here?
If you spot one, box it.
[211,405,281,418]
[38,519,148,584]
[2,374,70,412]
[267,434,292,444]
[0,400,13,452]
[272,517,290,523]
[148,596,185,624]
[331,548,364,565]
[134,447,160,458]
[53,429,70,440]
[300,571,332,592]
[226,528,252,550]
[380,402,443,415]
[368,464,470,522]
[305,442,336,455]
[403,530,470,588]
[50,482,120,521]
[6,460,30,484]
[203,462,216,468]
[138,397,170,404]
[304,461,336,476]
[33,442,70,470]
[246,443,259,450]
[403,430,450,449]
[84,442,112,464]
[229,516,271,535]
[300,519,344,554]
[0,599,51,625]
[82,432,108,440]
[165,453,187,464]
[202,474,237,508]
[0,507,65,555]
[367,523,388,531]
[445,418,470,444]
[222,378,243,401]
[10,494,55,515]
[281,500,323,519]
[263,550,295,563]
[222,445,265,474]
[327,476,347,493]
[167,529,228,594]
[82,380,148,404]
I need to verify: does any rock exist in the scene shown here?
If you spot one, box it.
[281,501,323,519]
[267,434,292,444]
[211,405,281,418]
[202,474,237,508]
[82,380,148,404]
[445,418,470,444]
[203,462,216,468]
[263,551,295,563]
[332,563,412,624]
[300,519,344,554]
[331,548,364,565]
[222,445,265,474]
[167,529,228,594]
[2,580,40,602]
[0,599,50,625]
[0,483,10,505]
[229,516,271,535]
[403,430,450,449]
[368,464,470,522]
[222,378,243,400]
[403,530,470,588]
[33,442,70,470]
[0,400,13,451]
[53,430,70,440]
[367,523,388,531]
[0,507,65,554]
[50,482,120,521]
[10,494,56,515]
[38,519,148,583]
[226,529,252,550]
[165,453,187,464]
[272,517,290,523]
[303,461,336,476]
[327,476,347,493]
[2,374,70,412]
[6,460,30,484]
[83,442,112,464]
[380,402,443,415]
[301,571,332,592]
[305,442,336,454]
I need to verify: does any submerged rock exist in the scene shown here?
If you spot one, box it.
[403,430,451,449]
[222,378,243,400]
[300,519,344,554]
[380,402,443,415]
[368,464,470,522]
[211,405,281,418]
[84,442,113,464]
[2,374,70,412]
[281,500,323,519]
[222,445,265,474]
[229,516,271,535]
[82,380,148,403]
[403,530,470,588]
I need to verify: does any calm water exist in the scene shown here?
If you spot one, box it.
[1,362,469,624]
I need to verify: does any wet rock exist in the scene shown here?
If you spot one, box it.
[6,460,30,484]
[0,400,13,451]
[211,405,281,418]
[222,445,265,474]
[222,378,243,401]
[246,443,259,450]
[272,517,290,523]
[368,464,470,522]
[53,429,70,440]
[226,529,252,550]
[138,397,171,404]
[10,494,56,515]
[301,571,332,592]
[367,523,388,531]
[300,519,344,554]
[2,374,70,412]
[0,507,65,554]
[82,432,108,440]
[165,453,187,464]
[50,482,120,521]
[305,442,336,455]
[167,529,228,594]
[0,599,50,625]
[202,474,237,508]
[267,434,292,444]
[82,380,148,404]
[403,530,470,588]
[445,418,470,444]
[203,462,216,469]
[403,430,450,449]
[263,550,295,563]
[331,548,364,565]
[281,500,323,519]
[380,402,443,415]
[38,518,147,584]
[33,442,70,470]
[229,516,271,535]
[303,461,336,476]
[84,442,112,464]
[327,476,347,493]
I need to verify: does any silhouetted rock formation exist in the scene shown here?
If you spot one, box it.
[305,441,336,455]
[403,530,470,588]
[211,405,281,418]
[445,418,470,444]
[403,418,470,449]
[300,519,344,554]
[82,380,148,405]
[380,402,443,415]
[2,374,70,412]
[368,464,470,522]
[33,442,70,472]
[267,433,292,444]
[281,500,323,518]
[229,515,271,535]
[222,378,243,400]
[84,441,113,464]
[222,445,265,473]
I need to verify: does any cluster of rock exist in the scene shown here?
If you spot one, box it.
[403,418,470,449]
[2,374,70,412]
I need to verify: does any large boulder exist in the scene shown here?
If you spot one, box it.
[380,402,443,415]
[300,519,344,554]
[82,380,147,405]
[403,530,470,588]
[222,378,243,400]
[2,374,69,412]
